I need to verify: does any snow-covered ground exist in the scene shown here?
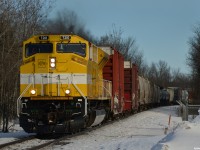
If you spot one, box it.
[152,121,200,150]
[0,124,35,145]
[1,106,200,150]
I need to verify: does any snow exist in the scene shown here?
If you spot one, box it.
[1,106,200,150]
[0,124,35,145]
[52,106,182,150]
[193,114,200,124]
[152,122,200,150]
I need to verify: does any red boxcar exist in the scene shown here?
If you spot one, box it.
[101,47,124,114]
[124,61,139,112]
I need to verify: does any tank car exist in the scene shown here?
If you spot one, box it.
[17,35,112,134]
[149,82,160,107]
[167,87,175,104]
[138,76,151,110]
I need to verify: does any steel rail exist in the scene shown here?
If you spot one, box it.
[0,135,35,149]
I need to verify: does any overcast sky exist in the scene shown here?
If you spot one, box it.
[50,0,200,74]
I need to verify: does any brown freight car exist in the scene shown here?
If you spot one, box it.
[124,61,139,113]
[101,47,124,115]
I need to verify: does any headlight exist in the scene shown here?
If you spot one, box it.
[50,57,56,69]
[30,89,36,95]
[65,89,70,95]
[50,58,55,63]
[50,62,56,67]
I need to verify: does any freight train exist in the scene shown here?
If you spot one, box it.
[17,34,170,134]
[160,87,189,105]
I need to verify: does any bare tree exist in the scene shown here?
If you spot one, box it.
[146,60,172,88]
[147,62,158,84]
[187,24,200,103]
[97,25,146,72]
[156,60,171,87]
[0,0,18,132]
[170,68,191,88]
[14,0,54,40]
[99,25,124,52]
[0,0,54,132]
[187,25,200,75]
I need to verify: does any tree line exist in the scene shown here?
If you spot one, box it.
[0,0,196,132]
[187,25,200,104]
[0,0,53,132]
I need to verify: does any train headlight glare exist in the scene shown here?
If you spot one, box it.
[50,62,55,68]
[50,58,55,63]
[65,89,70,94]
[50,57,56,69]
[30,89,36,95]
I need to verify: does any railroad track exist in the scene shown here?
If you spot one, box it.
[0,114,133,150]
[1,106,175,150]
[0,134,58,150]
[0,118,123,150]
[28,120,117,150]
[0,135,35,149]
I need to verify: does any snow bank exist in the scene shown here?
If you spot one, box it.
[153,114,200,150]
[192,115,200,124]
[192,109,200,124]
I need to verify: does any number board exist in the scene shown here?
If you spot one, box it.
[60,35,71,40]
[39,36,49,40]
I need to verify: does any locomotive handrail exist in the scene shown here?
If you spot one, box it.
[102,85,112,97]
[98,79,112,98]
[17,83,32,117]
[72,82,87,116]
[176,100,183,106]
[102,83,112,98]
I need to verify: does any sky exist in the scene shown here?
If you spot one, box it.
[50,0,200,74]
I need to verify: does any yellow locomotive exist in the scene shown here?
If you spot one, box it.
[18,35,112,133]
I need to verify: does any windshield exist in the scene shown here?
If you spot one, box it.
[57,43,86,57]
[25,43,53,57]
